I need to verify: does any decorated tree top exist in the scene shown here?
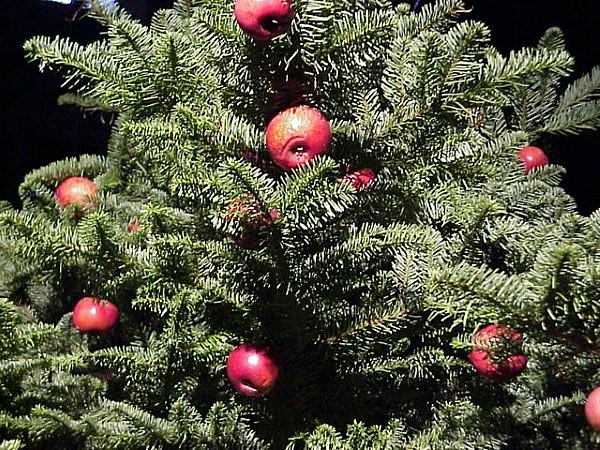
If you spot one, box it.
[0,0,600,448]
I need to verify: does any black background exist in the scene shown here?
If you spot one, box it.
[1,1,599,212]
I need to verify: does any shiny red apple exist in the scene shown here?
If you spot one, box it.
[234,0,295,41]
[518,145,549,174]
[585,386,600,431]
[226,343,279,396]
[265,105,331,171]
[339,168,376,191]
[468,324,527,381]
[55,176,97,210]
[72,297,119,333]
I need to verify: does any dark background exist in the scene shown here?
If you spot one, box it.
[1,1,599,212]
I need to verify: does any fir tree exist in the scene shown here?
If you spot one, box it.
[1,0,600,448]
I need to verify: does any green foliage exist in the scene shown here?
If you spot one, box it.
[1,0,600,448]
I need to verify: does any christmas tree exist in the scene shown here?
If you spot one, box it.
[1,0,600,448]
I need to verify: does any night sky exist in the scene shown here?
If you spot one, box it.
[1,1,599,212]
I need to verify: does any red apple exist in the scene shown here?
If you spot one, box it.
[265,105,331,171]
[338,168,376,191]
[234,0,295,41]
[518,145,549,174]
[55,176,97,210]
[72,297,119,333]
[226,343,279,396]
[468,324,527,381]
[585,386,600,431]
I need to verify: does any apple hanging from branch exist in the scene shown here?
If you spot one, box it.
[226,343,279,396]
[55,176,97,210]
[518,145,549,174]
[266,105,331,171]
[585,386,600,431]
[72,297,119,333]
[234,0,295,41]
[468,324,527,382]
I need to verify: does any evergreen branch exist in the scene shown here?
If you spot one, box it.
[537,27,566,52]
[172,0,193,21]
[19,154,107,195]
[0,440,24,450]
[452,47,573,109]
[185,331,233,367]
[323,302,416,346]
[507,28,569,133]
[57,93,118,114]
[0,212,81,268]
[441,20,491,92]
[390,248,433,296]
[76,212,121,261]
[303,223,442,277]
[406,31,447,110]
[214,110,263,150]
[218,158,277,207]
[340,89,397,147]
[91,345,165,380]
[13,322,70,352]
[0,353,88,375]
[511,393,584,425]
[149,8,183,36]
[394,0,466,44]
[434,128,485,163]
[188,3,241,51]
[134,279,190,315]
[292,419,408,450]
[526,242,600,339]
[92,399,180,446]
[189,277,253,310]
[297,0,335,72]
[87,0,152,60]
[200,402,269,450]
[329,9,395,56]
[427,262,532,326]
[553,65,600,113]
[0,299,25,356]
[274,157,343,218]
[482,48,573,91]
[405,400,504,449]
[542,99,600,135]
[24,36,116,83]
[354,347,464,381]
[28,406,91,444]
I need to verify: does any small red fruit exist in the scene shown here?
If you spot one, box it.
[226,343,279,397]
[55,176,97,210]
[518,145,549,174]
[585,386,600,431]
[234,0,295,41]
[339,168,376,191]
[266,105,331,171]
[224,195,277,249]
[127,218,139,233]
[72,297,119,333]
[468,324,527,381]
